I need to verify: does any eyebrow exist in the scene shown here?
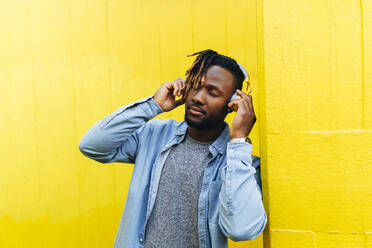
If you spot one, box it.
[206,84,222,93]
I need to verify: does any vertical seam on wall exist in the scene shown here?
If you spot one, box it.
[140,0,146,84]
[26,0,44,245]
[224,0,228,53]
[104,0,119,231]
[66,0,84,246]
[360,0,365,129]
[191,0,195,51]
[158,20,162,83]
[105,0,112,111]
[255,0,271,247]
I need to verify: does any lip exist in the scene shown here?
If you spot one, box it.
[189,106,205,116]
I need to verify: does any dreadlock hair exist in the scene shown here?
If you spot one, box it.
[184,49,246,98]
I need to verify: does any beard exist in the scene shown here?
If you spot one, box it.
[184,110,218,130]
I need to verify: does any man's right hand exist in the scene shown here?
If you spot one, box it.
[153,78,186,112]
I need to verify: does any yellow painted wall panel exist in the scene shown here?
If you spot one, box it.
[366,234,372,248]
[260,0,372,247]
[263,0,364,133]
[315,233,364,248]
[0,0,262,247]
[363,0,372,129]
[266,133,372,232]
[4,0,370,247]
[270,230,315,248]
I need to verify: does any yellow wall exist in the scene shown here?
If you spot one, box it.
[2,0,371,247]
[0,0,262,247]
[258,0,372,247]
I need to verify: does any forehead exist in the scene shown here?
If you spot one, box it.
[203,65,235,93]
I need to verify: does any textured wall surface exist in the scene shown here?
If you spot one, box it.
[0,0,263,247]
[3,0,370,247]
[258,0,372,247]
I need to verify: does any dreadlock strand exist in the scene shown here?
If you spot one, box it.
[196,52,214,87]
[201,53,217,81]
[183,49,219,97]
[195,58,207,88]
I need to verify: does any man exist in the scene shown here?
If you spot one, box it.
[79,49,267,248]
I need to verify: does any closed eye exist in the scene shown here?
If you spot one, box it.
[206,85,222,97]
[209,91,219,97]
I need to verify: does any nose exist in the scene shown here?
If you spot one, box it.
[191,87,206,105]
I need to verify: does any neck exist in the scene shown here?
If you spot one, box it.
[187,122,225,142]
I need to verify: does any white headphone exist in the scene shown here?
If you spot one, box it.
[236,62,251,94]
[237,62,249,82]
[227,62,252,113]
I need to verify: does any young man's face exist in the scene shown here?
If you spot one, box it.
[184,65,235,129]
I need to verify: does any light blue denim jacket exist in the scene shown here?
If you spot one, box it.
[78,95,267,248]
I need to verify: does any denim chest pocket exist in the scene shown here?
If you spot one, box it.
[208,180,222,224]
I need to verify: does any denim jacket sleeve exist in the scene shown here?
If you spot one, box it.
[218,142,267,241]
[78,95,164,164]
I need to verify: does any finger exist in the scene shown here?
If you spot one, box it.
[178,77,185,83]
[236,89,247,98]
[239,96,252,118]
[180,85,186,96]
[239,89,253,110]
[173,81,179,96]
[181,80,186,90]
[245,94,253,113]
[228,89,246,108]
[176,80,184,96]
[249,95,256,115]
[233,95,247,111]
[242,97,250,113]
[174,81,182,96]
[241,98,256,125]
[176,77,185,92]
[165,81,175,91]
[235,98,248,113]
[227,98,242,108]
[241,91,252,109]
[247,86,252,96]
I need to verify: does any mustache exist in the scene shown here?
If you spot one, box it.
[189,104,206,114]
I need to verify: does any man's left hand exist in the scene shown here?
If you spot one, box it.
[228,89,256,139]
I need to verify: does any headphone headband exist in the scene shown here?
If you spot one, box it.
[236,62,251,95]
[236,62,249,82]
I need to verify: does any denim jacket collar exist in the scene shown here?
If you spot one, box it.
[174,120,231,155]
